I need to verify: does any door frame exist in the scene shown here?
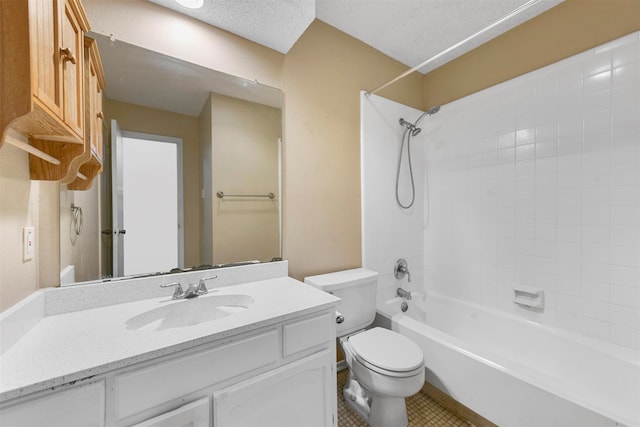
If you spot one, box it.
[112,124,185,275]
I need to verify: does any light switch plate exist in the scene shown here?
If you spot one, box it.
[23,226,34,261]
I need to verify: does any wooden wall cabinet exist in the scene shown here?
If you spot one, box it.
[67,36,106,190]
[0,0,98,183]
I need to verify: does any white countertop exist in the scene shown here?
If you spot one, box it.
[0,276,338,402]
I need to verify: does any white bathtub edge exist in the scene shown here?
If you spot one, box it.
[378,294,640,427]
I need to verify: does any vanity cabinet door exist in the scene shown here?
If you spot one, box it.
[213,350,336,427]
[131,398,210,427]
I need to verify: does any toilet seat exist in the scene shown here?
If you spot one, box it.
[347,328,424,377]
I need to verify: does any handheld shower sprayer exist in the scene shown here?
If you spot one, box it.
[424,105,441,115]
[398,106,440,137]
[396,105,441,209]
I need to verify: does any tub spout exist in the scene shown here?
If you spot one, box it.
[397,287,412,300]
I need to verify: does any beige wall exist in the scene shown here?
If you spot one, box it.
[59,184,101,283]
[282,20,424,280]
[84,0,283,89]
[423,0,640,108]
[0,143,59,311]
[105,99,201,268]
[210,93,281,264]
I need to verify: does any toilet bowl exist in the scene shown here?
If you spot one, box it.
[304,268,425,427]
[341,327,425,427]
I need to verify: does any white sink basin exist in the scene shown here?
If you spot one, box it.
[126,294,254,331]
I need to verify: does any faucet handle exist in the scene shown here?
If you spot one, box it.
[196,275,218,295]
[394,258,412,282]
[161,282,184,299]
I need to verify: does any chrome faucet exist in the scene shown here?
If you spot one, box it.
[196,275,218,295]
[161,275,218,300]
[397,287,412,300]
[394,258,411,282]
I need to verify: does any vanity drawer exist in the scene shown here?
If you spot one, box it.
[114,329,278,421]
[283,313,332,357]
[0,381,105,427]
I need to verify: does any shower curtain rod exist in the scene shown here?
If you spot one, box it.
[365,0,546,98]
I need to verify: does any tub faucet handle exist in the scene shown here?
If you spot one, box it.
[394,258,411,282]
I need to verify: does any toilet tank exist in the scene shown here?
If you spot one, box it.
[304,268,378,337]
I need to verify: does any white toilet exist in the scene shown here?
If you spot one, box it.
[304,268,425,427]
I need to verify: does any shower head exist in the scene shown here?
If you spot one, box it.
[399,105,440,137]
[399,118,421,136]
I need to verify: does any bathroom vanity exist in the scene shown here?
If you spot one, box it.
[0,263,339,427]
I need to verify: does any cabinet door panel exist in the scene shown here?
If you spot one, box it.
[60,0,84,136]
[213,350,335,427]
[32,0,62,114]
[131,398,210,427]
[93,68,104,159]
[88,62,97,146]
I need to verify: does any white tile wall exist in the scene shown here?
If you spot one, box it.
[361,92,426,305]
[420,32,640,350]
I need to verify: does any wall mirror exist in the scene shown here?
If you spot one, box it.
[59,33,283,285]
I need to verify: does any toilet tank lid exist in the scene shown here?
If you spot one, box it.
[304,268,378,291]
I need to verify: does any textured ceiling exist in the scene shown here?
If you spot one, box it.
[147,0,563,74]
[316,0,563,74]
[147,0,316,53]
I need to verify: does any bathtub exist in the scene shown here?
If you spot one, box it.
[377,293,640,427]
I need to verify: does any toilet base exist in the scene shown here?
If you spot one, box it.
[370,395,408,427]
[343,371,409,427]
[343,375,370,421]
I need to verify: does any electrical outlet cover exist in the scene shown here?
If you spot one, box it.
[23,226,34,261]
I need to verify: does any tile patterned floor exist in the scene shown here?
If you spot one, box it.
[337,369,476,427]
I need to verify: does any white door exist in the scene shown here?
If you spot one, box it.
[111,121,184,277]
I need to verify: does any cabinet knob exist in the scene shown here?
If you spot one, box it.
[96,112,104,120]
[60,47,77,65]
